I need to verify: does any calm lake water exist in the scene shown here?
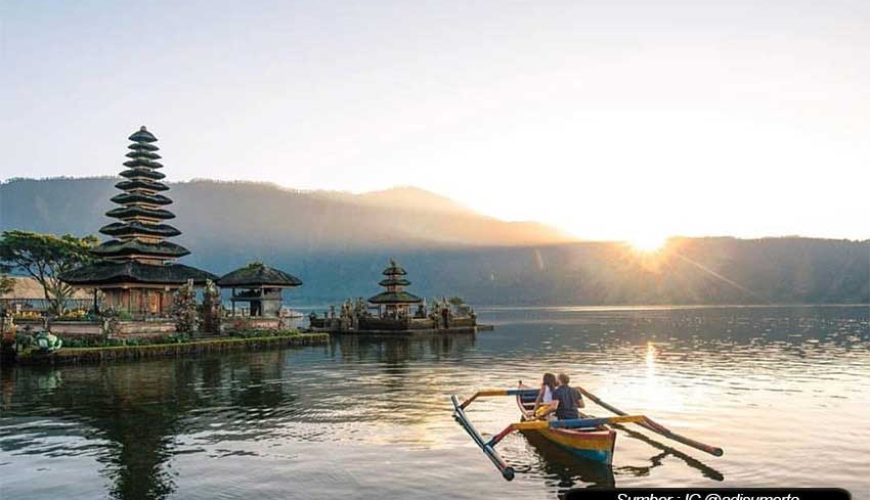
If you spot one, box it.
[1,306,869,499]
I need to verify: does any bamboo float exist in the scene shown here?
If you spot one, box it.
[451,395,516,480]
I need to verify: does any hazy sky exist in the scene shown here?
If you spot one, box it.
[2,0,868,243]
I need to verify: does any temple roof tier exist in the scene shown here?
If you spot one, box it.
[123,158,164,169]
[91,239,190,258]
[61,260,217,286]
[99,221,182,238]
[110,192,173,206]
[382,259,408,276]
[106,206,176,220]
[368,290,423,304]
[128,142,159,152]
[115,179,169,192]
[125,150,161,160]
[378,278,411,287]
[128,126,157,143]
[217,262,303,288]
[120,168,166,180]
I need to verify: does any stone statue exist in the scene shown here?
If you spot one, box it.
[201,279,222,335]
[172,279,199,335]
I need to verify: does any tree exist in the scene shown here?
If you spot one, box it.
[448,296,465,306]
[0,273,14,296]
[0,230,97,315]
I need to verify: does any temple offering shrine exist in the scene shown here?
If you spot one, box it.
[367,259,422,318]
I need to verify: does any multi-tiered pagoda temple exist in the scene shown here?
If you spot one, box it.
[367,259,422,317]
[62,127,216,316]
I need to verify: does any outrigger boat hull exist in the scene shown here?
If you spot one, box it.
[451,385,721,481]
[516,386,616,465]
[521,428,615,464]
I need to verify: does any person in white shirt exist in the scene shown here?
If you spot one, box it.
[533,372,559,419]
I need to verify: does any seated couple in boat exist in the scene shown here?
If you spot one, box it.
[533,372,584,420]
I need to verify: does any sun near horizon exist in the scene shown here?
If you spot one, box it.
[626,234,670,253]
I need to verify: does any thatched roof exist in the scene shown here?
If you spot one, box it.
[128,126,157,143]
[99,222,181,238]
[91,239,190,258]
[115,179,168,192]
[1,276,91,300]
[105,206,175,220]
[128,142,158,152]
[60,261,217,286]
[119,167,165,180]
[368,291,423,304]
[378,277,410,287]
[125,150,161,160]
[122,158,164,169]
[217,262,303,288]
[110,192,172,206]
[382,258,407,276]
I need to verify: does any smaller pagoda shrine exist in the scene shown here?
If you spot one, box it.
[61,126,216,317]
[367,259,423,318]
[307,258,487,334]
[217,262,303,318]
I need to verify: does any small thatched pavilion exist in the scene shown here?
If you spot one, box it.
[367,259,422,318]
[218,262,303,317]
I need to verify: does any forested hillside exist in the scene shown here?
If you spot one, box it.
[2,177,867,305]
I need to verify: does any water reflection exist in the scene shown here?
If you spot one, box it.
[523,431,615,490]
[1,351,300,500]
[609,421,724,482]
[0,306,868,500]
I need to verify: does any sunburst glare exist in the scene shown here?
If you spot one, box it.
[629,234,669,253]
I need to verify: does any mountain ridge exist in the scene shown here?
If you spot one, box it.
[1,177,867,306]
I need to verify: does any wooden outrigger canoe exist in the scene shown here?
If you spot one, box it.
[451,384,723,481]
[514,383,616,465]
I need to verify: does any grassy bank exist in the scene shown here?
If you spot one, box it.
[15,332,330,366]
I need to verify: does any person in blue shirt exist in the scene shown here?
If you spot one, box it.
[551,372,584,420]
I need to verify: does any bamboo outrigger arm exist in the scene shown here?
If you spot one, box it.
[451,394,517,480]
[576,386,724,457]
[457,388,539,409]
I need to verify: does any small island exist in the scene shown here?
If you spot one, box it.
[307,259,490,335]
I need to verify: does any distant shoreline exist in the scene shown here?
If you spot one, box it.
[476,303,870,312]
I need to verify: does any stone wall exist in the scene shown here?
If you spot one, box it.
[50,321,103,339]
[49,319,177,340]
[224,316,284,332]
[115,320,176,339]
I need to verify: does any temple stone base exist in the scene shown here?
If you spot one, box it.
[114,320,176,338]
[223,317,287,332]
[49,319,177,340]
[308,316,486,335]
[49,321,103,338]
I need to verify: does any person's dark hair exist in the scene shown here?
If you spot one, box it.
[557,372,570,385]
[542,372,557,392]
